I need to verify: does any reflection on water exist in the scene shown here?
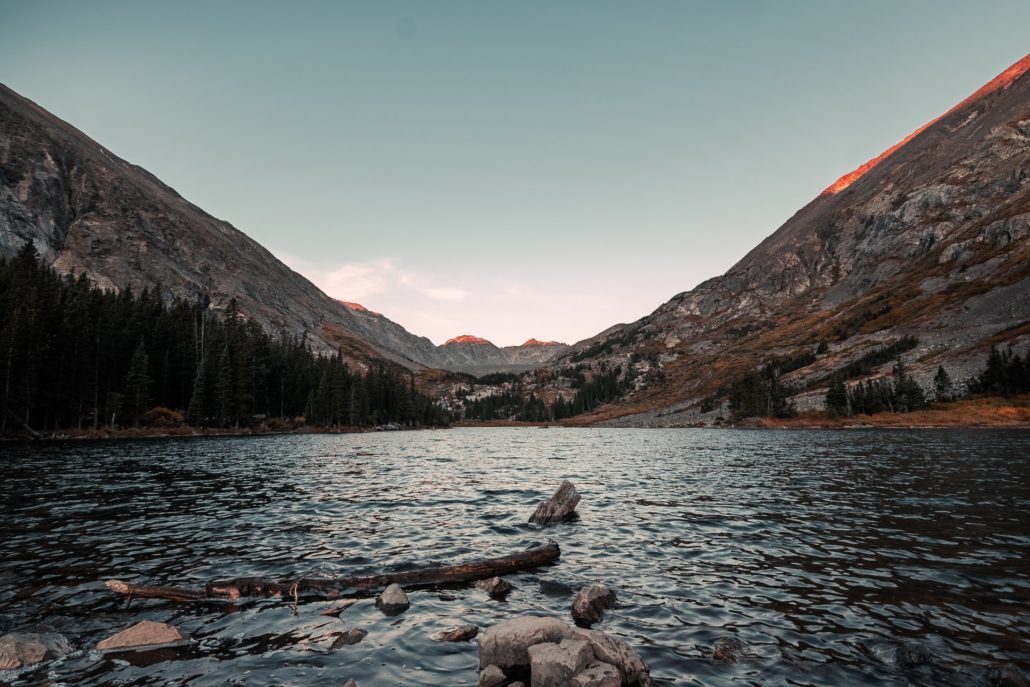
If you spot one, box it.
[1,428,1028,685]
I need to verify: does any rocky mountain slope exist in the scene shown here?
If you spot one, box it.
[551,53,1030,425]
[0,82,559,374]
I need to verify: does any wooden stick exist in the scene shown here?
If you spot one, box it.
[105,542,560,602]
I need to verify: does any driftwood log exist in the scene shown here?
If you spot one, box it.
[105,542,560,602]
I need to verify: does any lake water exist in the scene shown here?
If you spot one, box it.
[1,428,1028,686]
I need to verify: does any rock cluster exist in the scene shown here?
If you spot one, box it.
[478,615,650,686]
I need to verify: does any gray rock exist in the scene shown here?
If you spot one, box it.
[0,632,71,670]
[571,584,616,627]
[479,616,574,671]
[529,480,581,524]
[96,621,186,651]
[528,638,594,687]
[478,663,508,687]
[711,636,746,663]
[375,583,409,613]
[573,662,622,687]
[476,576,514,598]
[510,683,526,687]
[434,624,479,642]
[331,628,367,648]
[571,628,650,686]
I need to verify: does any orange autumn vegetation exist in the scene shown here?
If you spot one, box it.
[751,395,1030,429]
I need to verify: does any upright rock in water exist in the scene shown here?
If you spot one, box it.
[96,621,185,651]
[375,583,410,614]
[530,480,581,524]
[0,632,71,670]
[476,576,514,598]
[572,584,617,627]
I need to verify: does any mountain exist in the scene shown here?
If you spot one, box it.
[0,82,476,371]
[436,334,569,373]
[551,53,1030,425]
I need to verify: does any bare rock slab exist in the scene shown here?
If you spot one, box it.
[528,638,594,687]
[529,480,581,524]
[476,576,514,598]
[375,583,410,614]
[479,616,574,671]
[574,662,622,687]
[478,663,508,687]
[572,584,617,627]
[96,621,185,651]
[0,632,71,670]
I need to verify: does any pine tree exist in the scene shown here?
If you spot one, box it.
[125,338,152,425]
[826,376,849,417]
[933,365,953,403]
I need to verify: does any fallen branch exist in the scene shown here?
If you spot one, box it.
[105,542,560,603]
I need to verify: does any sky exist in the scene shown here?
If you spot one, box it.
[2,2,1029,346]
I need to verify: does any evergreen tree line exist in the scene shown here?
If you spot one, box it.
[968,345,1030,396]
[728,364,797,419]
[461,364,626,422]
[463,387,550,422]
[0,244,446,432]
[551,365,625,420]
[825,360,928,417]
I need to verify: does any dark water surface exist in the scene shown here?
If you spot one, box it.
[1,428,1028,686]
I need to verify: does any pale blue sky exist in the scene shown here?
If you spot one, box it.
[2,1,1028,345]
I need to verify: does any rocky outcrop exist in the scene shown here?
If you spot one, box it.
[478,615,650,686]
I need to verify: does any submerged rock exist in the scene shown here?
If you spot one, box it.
[320,599,359,617]
[529,480,581,525]
[571,584,617,627]
[711,636,746,663]
[434,624,479,642]
[331,628,367,648]
[96,621,185,651]
[478,663,507,687]
[0,632,71,670]
[528,638,594,687]
[476,576,514,598]
[375,583,410,613]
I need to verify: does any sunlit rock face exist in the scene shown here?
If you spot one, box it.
[553,54,1030,424]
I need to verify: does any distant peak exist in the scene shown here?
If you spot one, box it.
[522,338,564,347]
[338,300,382,317]
[445,334,493,345]
[822,53,1030,196]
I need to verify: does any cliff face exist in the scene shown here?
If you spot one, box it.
[556,54,1030,424]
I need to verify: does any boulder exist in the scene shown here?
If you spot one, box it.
[571,584,616,627]
[375,583,410,613]
[573,662,622,687]
[96,621,185,651]
[571,628,649,685]
[434,624,479,642]
[529,480,581,524]
[0,632,71,670]
[528,638,594,687]
[476,576,514,598]
[479,616,574,671]
[478,663,508,687]
[711,636,745,663]
[331,628,368,648]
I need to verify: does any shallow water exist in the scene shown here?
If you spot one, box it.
[1,428,1028,686]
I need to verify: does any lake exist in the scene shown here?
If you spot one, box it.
[1,428,1028,686]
